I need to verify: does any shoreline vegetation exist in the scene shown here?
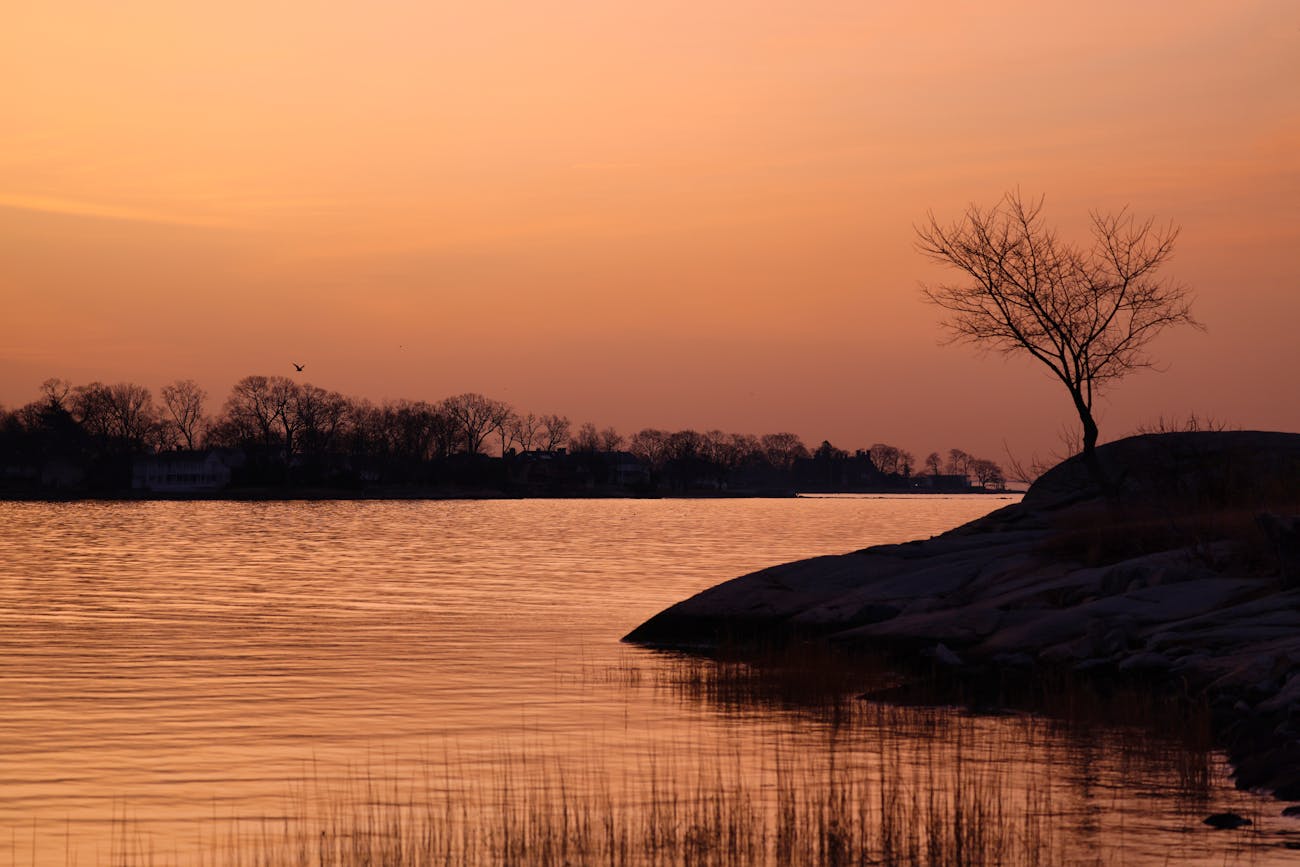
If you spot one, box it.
[2,375,1008,500]
[626,431,1300,813]
[94,661,1274,867]
[166,713,1075,867]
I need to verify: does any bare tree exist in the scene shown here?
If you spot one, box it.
[701,430,735,468]
[221,375,284,448]
[293,384,351,457]
[729,433,761,465]
[598,426,624,452]
[946,448,974,481]
[924,451,942,476]
[869,443,902,475]
[665,429,704,462]
[510,412,544,452]
[429,407,460,459]
[569,422,600,454]
[539,414,570,452]
[39,378,72,410]
[267,377,304,457]
[629,428,670,468]
[103,383,158,448]
[160,379,207,449]
[68,381,158,448]
[494,405,518,456]
[442,393,511,455]
[71,383,113,439]
[759,432,809,472]
[917,191,1201,486]
[971,458,1006,491]
[381,400,440,461]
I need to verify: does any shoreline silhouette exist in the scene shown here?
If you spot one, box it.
[1,375,1008,499]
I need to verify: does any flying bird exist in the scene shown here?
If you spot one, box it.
[292,363,305,372]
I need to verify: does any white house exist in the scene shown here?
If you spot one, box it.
[132,450,236,493]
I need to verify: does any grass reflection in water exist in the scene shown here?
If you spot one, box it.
[153,652,1262,867]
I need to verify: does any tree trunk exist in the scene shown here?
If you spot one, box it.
[1071,391,1110,495]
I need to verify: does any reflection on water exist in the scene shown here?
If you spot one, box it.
[0,497,1286,864]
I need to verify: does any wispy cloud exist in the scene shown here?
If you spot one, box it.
[0,192,230,228]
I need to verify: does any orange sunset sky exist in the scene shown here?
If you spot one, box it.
[3,1,1298,463]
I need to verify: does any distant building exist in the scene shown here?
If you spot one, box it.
[132,450,240,493]
[508,449,650,491]
[607,451,651,487]
[915,473,971,491]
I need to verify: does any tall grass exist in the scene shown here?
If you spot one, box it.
[182,707,1063,867]
[49,652,1262,866]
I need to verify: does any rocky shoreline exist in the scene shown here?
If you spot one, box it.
[625,431,1300,806]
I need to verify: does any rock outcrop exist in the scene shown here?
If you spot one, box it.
[625,431,1300,801]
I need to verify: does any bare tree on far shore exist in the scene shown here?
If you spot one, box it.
[539,414,570,452]
[598,426,624,452]
[917,191,1201,487]
[39,378,71,410]
[629,428,669,467]
[72,381,157,448]
[570,422,600,454]
[759,432,809,472]
[494,405,518,456]
[160,379,207,450]
[442,393,511,455]
[869,443,902,475]
[510,412,543,452]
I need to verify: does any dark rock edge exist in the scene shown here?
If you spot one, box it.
[624,431,1300,805]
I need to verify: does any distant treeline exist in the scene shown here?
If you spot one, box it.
[0,376,1006,496]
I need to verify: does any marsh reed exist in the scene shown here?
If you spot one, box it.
[56,652,1261,866]
[167,696,1066,867]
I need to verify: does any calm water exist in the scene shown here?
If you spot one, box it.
[0,496,1288,865]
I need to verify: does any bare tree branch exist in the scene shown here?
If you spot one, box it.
[917,191,1202,486]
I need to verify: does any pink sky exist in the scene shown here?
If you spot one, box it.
[3,1,1297,464]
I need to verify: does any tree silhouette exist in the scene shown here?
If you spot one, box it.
[538,414,570,453]
[598,426,624,452]
[917,191,1201,486]
[759,432,808,472]
[869,443,901,475]
[160,379,207,450]
[569,422,599,454]
[509,412,544,452]
[629,428,669,467]
[442,393,511,455]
